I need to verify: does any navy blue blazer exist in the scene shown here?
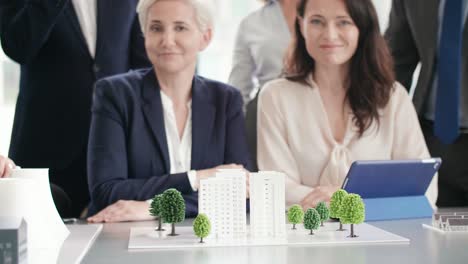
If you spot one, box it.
[1,0,150,169]
[87,68,252,216]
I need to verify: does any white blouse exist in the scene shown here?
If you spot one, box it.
[160,91,197,190]
[257,75,437,206]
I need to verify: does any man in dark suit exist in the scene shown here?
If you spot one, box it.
[385,0,468,206]
[0,0,151,217]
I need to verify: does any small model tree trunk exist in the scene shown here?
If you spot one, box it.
[348,224,358,238]
[292,223,296,230]
[309,229,314,235]
[321,221,324,227]
[200,237,204,243]
[156,218,165,231]
[169,223,178,236]
[337,222,346,231]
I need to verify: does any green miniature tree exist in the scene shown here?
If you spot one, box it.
[315,201,330,226]
[287,204,304,230]
[160,188,186,236]
[149,194,165,231]
[193,214,211,243]
[339,194,365,238]
[330,189,348,231]
[303,208,321,235]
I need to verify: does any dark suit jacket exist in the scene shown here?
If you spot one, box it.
[0,0,150,169]
[87,68,252,216]
[385,0,468,115]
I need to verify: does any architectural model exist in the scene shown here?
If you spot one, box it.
[198,169,247,239]
[130,173,409,249]
[428,212,468,232]
[249,171,286,238]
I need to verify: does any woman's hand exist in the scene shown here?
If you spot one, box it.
[87,200,154,223]
[300,185,340,210]
[196,164,250,197]
[0,155,16,178]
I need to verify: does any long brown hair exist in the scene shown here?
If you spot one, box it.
[284,0,395,136]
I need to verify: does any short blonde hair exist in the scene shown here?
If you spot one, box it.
[137,0,214,35]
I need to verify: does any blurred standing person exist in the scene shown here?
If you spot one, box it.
[229,0,299,169]
[0,0,151,217]
[385,0,468,206]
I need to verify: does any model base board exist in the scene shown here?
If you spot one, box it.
[128,222,408,249]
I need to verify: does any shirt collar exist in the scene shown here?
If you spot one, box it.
[160,90,192,112]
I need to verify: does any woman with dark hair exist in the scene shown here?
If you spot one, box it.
[86,0,251,223]
[257,0,437,209]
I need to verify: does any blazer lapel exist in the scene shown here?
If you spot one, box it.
[141,70,170,172]
[64,2,91,58]
[191,77,215,168]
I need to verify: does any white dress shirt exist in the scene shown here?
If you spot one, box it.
[160,91,197,190]
[72,0,97,58]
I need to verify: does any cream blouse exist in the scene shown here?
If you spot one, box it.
[257,75,437,206]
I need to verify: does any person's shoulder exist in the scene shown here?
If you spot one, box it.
[260,77,303,98]
[389,81,412,102]
[93,68,152,107]
[239,1,277,27]
[383,81,414,114]
[95,68,151,94]
[195,76,244,110]
[97,68,149,87]
[196,75,240,96]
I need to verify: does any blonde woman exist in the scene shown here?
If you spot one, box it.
[87,0,251,223]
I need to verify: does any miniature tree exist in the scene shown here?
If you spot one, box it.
[303,208,321,235]
[330,189,348,231]
[316,201,330,226]
[193,213,211,243]
[339,194,365,238]
[149,194,165,231]
[160,188,186,236]
[287,204,304,230]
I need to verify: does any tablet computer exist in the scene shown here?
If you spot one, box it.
[342,158,441,198]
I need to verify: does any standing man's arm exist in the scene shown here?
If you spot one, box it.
[385,0,420,91]
[0,0,69,64]
[129,14,150,69]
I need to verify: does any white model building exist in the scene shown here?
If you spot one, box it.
[198,169,247,239]
[249,171,286,238]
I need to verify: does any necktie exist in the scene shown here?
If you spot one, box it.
[434,0,464,144]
